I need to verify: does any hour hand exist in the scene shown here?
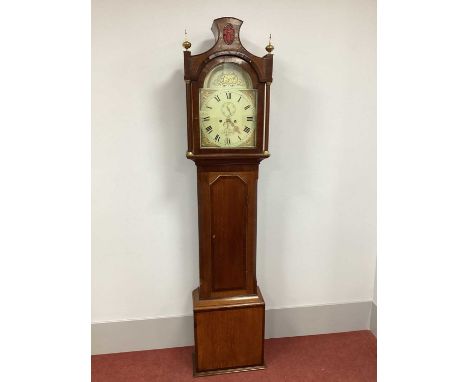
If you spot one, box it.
[231,122,241,134]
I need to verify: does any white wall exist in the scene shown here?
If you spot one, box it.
[92,0,376,322]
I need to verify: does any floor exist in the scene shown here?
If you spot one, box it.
[92,330,376,382]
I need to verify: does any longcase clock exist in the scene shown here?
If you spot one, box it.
[183,17,274,376]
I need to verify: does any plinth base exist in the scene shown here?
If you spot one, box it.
[192,287,265,377]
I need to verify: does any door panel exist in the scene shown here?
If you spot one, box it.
[210,176,247,291]
[197,166,258,299]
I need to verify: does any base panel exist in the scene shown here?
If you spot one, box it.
[192,287,265,376]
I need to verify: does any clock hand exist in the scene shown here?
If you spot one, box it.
[224,119,237,135]
[230,121,241,134]
[226,117,240,133]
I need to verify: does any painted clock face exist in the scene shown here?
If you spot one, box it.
[200,90,256,148]
[199,62,257,148]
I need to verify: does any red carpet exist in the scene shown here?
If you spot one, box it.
[92,330,376,381]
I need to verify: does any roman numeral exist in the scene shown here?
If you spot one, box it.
[247,116,253,121]
[244,126,251,133]
[237,96,242,102]
[206,106,212,109]
[244,105,251,110]
[203,116,210,121]
[225,137,231,145]
[214,134,220,142]
[205,126,213,133]
[214,95,220,102]
[226,92,231,99]
[238,136,242,140]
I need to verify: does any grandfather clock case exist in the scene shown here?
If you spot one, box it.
[183,17,273,376]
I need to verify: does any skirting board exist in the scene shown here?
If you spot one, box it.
[92,300,374,355]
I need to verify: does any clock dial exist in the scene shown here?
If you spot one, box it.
[200,89,256,148]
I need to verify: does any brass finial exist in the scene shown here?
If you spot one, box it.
[182,29,191,51]
[265,34,274,53]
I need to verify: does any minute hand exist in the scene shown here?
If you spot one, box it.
[228,120,241,134]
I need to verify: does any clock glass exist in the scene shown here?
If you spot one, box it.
[200,63,257,148]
